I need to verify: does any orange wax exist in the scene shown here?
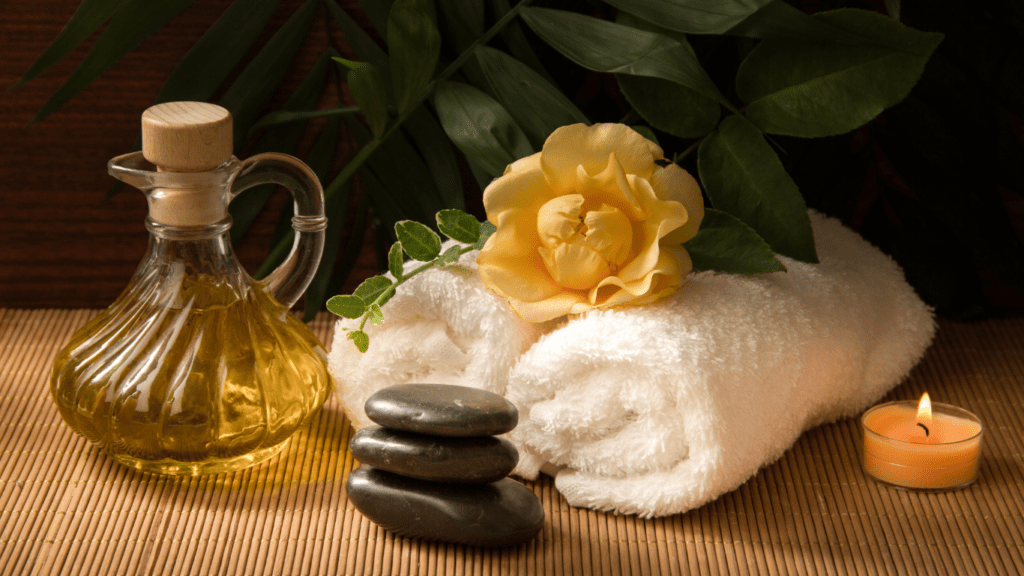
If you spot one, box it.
[861,401,983,490]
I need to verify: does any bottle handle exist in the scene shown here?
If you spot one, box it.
[230,152,327,308]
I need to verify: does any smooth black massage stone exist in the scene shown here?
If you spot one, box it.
[350,426,519,484]
[365,384,518,437]
[346,466,544,547]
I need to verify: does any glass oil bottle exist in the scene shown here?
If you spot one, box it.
[50,102,334,475]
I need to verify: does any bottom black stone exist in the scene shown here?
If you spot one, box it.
[346,466,544,547]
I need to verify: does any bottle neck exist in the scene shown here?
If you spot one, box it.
[145,216,232,241]
[146,184,231,226]
[108,152,239,227]
[135,217,252,309]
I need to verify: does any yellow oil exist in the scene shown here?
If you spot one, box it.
[50,276,332,475]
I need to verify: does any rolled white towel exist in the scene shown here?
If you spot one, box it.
[505,212,935,517]
[328,212,934,517]
[328,248,550,430]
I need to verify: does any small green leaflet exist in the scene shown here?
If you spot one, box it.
[436,209,481,244]
[367,303,385,325]
[347,330,370,353]
[327,211,495,354]
[388,242,405,279]
[395,220,443,261]
[326,295,367,319]
[438,245,463,266]
[353,275,394,304]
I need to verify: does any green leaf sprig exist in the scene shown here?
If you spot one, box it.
[326,209,496,352]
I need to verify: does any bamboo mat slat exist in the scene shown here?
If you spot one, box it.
[1,309,1022,576]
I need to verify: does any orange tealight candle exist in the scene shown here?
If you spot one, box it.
[861,393,983,491]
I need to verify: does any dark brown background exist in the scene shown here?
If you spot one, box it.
[0,0,374,308]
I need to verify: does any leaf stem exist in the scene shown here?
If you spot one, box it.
[256,0,534,281]
[673,138,703,163]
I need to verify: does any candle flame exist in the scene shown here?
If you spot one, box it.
[916,392,932,422]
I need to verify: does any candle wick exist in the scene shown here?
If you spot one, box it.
[917,422,930,437]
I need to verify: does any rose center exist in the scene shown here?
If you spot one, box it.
[536,195,633,290]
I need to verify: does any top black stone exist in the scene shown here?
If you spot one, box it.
[364,384,519,437]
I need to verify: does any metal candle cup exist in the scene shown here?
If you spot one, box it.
[861,396,983,491]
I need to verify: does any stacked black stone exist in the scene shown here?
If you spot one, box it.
[345,384,545,547]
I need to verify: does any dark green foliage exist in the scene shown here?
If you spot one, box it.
[19,0,1021,318]
[684,209,786,274]
[698,115,817,262]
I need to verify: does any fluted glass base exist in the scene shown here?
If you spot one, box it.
[107,438,289,476]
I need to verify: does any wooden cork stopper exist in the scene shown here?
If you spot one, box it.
[142,102,233,171]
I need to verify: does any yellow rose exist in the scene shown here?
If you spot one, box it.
[476,123,704,322]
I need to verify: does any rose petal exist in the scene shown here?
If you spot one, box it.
[540,242,610,291]
[630,175,688,237]
[504,151,541,175]
[483,157,558,222]
[583,203,632,267]
[478,214,562,302]
[575,153,645,220]
[509,291,588,323]
[478,260,562,302]
[589,245,692,311]
[588,246,691,306]
[629,250,691,305]
[537,194,584,249]
[617,180,689,282]
[649,164,704,244]
[542,124,663,193]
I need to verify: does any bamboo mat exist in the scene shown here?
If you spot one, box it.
[1,308,1022,576]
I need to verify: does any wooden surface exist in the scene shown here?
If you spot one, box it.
[0,0,373,309]
[2,309,1022,575]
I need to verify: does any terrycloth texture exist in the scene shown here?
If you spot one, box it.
[507,214,935,516]
[329,212,935,517]
[329,249,551,430]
